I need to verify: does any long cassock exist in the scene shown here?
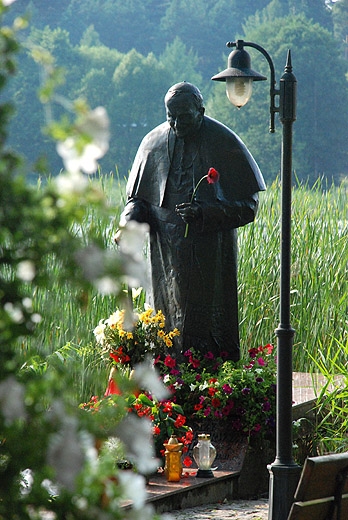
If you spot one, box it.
[120,115,266,361]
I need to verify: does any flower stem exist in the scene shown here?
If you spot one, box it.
[184,175,207,238]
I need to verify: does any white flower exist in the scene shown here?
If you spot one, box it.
[105,310,123,328]
[16,260,36,282]
[190,383,197,391]
[0,376,27,424]
[94,275,120,295]
[119,221,149,261]
[118,471,147,510]
[93,319,106,344]
[47,417,84,492]
[54,171,88,196]
[56,106,110,174]
[115,414,158,475]
[20,469,33,496]
[132,358,169,401]
[199,381,209,391]
[4,302,24,323]
[118,221,150,290]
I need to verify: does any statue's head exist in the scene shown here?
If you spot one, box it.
[165,82,205,139]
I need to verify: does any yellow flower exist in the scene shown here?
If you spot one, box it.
[165,337,173,347]
[126,332,133,340]
[157,330,165,338]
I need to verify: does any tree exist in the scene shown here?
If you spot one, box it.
[109,50,169,176]
[331,0,348,57]
[207,14,348,184]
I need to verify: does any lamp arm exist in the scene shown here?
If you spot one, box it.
[227,40,279,133]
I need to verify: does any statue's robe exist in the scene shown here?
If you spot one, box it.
[120,116,266,361]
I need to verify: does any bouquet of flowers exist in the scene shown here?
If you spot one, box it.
[128,392,193,465]
[155,344,277,441]
[93,307,180,368]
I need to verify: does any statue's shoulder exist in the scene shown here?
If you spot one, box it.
[203,115,240,142]
[140,122,169,151]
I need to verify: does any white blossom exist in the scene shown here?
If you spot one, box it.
[115,414,158,475]
[105,310,123,327]
[56,106,110,174]
[54,171,88,196]
[16,260,36,282]
[132,358,169,401]
[93,319,106,344]
[94,275,120,295]
[47,417,84,492]
[119,221,149,261]
[4,302,24,323]
[118,471,147,510]
[0,376,27,424]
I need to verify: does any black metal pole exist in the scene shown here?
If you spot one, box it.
[268,50,302,520]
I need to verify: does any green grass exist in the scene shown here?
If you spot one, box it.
[238,178,347,371]
[24,176,347,400]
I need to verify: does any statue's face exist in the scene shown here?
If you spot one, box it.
[166,96,204,139]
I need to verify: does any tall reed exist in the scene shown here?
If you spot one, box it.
[238,177,347,371]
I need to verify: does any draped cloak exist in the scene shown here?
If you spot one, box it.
[121,115,266,361]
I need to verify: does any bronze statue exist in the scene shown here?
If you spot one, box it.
[119,82,265,361]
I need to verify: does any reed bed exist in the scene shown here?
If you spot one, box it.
[26,176,347,399]
[239,178,347,371]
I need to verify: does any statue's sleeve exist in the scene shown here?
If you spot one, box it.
[198,193,259,233]
[119,198,150,227]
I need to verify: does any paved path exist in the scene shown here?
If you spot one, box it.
[164,499,269,519]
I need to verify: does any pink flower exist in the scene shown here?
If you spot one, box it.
[257,357,266,366]
[203,407,211,417]
[222,383,233,394]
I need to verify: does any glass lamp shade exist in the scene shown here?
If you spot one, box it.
[193,434,217,478]
[226,77,253,108]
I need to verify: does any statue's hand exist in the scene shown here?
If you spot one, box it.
[175,202,202,224]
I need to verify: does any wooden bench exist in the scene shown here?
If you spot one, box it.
[287,453,348,520]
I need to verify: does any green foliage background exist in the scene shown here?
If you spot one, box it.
[3,0,348,183]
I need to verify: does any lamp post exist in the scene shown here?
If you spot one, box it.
[212,40,302,519]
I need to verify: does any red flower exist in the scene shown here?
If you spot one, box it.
[264,343,274,354]
[153,425,161,435]
[211,397,221,408]
[207,167,220,184]
[164,355,176,368]
[174,414,186,428]
[110,348,130,364]
[183,456,193,467]
[208,387,217,396]
[194,403,203,411]
[189,357,200,369]
[162,401,173,413]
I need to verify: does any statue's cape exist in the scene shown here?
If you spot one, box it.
[126,115,266,206]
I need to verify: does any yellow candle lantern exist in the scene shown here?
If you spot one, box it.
[163,435,183,482]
